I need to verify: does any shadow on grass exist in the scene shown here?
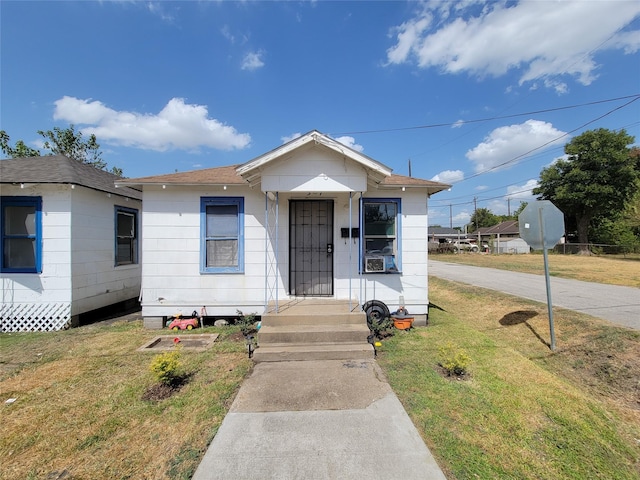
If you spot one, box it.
[499,310,550,348]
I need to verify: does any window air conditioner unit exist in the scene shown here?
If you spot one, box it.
[365,255,385,273]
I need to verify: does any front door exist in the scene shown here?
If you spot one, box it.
[289,200,334,296]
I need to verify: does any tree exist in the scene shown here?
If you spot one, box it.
[0,126,122,176]
[513,202,528,219]
[469,207,499,232]
[0,130,40,157]
[533,128,638,254]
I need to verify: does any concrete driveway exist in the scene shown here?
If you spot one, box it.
[428,259,640,331]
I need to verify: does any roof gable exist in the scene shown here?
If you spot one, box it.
[0,155,141,200]
[236,130,392,189]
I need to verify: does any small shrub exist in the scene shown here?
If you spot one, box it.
[235,310,258,336]
[369,316,395,340]
[438,342,471,377]
[150,347,182,385]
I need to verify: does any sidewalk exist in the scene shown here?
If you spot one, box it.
[192,359,447,480]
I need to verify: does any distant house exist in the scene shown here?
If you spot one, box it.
[428,226,465,242]
[1,156,142,331]
[471,220,517,249]
[117,130,450,328]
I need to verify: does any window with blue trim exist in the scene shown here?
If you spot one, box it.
[201,197,244,273]
[1,196,42,273]
[115,206,138,266]
[362,198,401,273]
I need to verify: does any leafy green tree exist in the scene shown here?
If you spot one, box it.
[1,127,122,176]
[469,207,499,232]
[533,128,638,254]
[513,202,528,219]
[0,130,40,157]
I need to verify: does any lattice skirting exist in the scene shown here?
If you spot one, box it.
[0,303,72,332]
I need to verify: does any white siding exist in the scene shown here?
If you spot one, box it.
[1,183,142,331]
[70,187,142,315]
[140,186,431,318]
[140,186,269,317]
[261,145,368,192]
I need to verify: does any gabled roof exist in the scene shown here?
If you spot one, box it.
[117,163,451,195]
[475,220,520,236]
[117,130,451,195]
[236,130,392,187]
[0,155,141,200]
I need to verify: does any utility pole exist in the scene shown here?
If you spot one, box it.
[449,204,452,228]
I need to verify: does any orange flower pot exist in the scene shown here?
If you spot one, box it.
[392,317,414,330]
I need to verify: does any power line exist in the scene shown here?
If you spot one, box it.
[331,94,640,136]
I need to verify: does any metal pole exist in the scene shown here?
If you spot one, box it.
[539,207,556,351]
[349,192,353,311]
[275,192,279,312]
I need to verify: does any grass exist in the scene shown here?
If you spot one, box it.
[0,321,251,480]
[434,252,640,287]
[2,255,639,479]
[377,277,640,479]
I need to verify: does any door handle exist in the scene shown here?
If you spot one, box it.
[327,244,333,254]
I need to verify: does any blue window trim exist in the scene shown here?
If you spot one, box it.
[114,205,139,267]
[1,196,43,274]
[360,197,402,274]
[200,197,244,274]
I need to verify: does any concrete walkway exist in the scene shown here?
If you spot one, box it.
[192,359,447,480]
[428,259,640,330]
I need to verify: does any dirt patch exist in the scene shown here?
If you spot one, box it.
[141,374,191,402]
[551,332,640,412]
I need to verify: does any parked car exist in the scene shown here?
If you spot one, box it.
[452,240,479,253]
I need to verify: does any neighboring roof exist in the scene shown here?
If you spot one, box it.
[118,130,451,196]
[428,227,461,236]
[0,155,141,200]
[474,220,520,236]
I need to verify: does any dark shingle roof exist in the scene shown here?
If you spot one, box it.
[0,155,141,200]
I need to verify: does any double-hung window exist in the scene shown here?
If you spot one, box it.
[362,198,401,273]
[201,197,244,274]
[115,206,138,266]
[1,196,42,273]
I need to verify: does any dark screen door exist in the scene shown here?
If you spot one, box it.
[289,200,334,296]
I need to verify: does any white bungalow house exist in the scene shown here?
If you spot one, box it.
[0,155,142,331]
[117,131,450,329]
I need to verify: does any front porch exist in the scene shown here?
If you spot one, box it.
[253,299,373,362]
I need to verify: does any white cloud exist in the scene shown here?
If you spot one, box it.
[146,2,174,23]
[386,1,640,89]
[507,179,538,200]
[431,169,463,184]
[452,119,465,129]
[333,135,364,152]
[282,132,302,144]
[53,96,251,152]
[466,120,567,173]
[241,51,265,70]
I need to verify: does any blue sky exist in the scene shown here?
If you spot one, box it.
[2,0,639,227]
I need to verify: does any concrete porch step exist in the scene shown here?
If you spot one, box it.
[261,312,366,326]
[259,323,370,345]
[252,342,374,363]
